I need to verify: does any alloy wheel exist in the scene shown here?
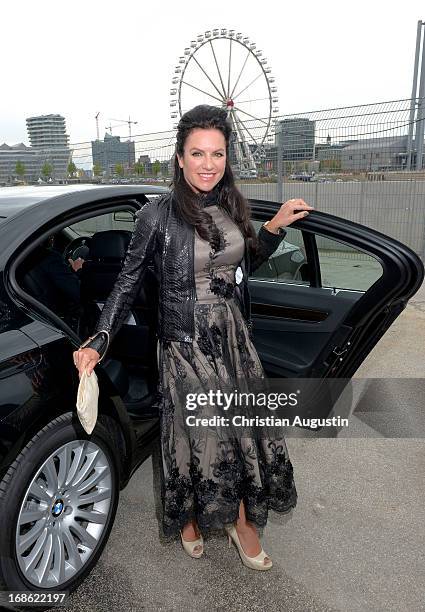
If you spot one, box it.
[15,439,113,588]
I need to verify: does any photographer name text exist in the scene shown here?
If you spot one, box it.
[185,415,348,429]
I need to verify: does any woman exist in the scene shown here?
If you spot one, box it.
[74,105,313,571]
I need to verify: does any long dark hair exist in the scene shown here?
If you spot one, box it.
[171,105,257,252]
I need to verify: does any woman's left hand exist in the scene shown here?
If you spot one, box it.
[266,198,314,232]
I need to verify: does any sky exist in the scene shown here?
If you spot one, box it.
[1,0,424,153]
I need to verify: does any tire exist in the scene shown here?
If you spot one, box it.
[0,412,119,595]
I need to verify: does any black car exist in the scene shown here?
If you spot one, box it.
[0,185,423,596]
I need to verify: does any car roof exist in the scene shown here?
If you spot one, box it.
[0,184,169,221]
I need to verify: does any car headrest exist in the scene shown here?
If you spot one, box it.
[89,230,132,261]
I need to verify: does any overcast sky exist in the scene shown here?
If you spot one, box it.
[1,0,424,151]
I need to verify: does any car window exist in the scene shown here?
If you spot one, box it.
[250,220,309,285]
[68,210,135,236]
[317,235,383,291]
[249,219,382,292]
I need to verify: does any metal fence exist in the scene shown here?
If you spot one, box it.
[69,98,425,259]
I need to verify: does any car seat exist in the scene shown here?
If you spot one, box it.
[79,229,158,371]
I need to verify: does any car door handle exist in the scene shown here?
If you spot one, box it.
[0,351,42,379]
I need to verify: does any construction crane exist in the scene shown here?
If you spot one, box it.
[107,116,138,140]
[94,112,100,140]
[107,116,138,170]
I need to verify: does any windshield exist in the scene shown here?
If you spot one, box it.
[68,210,135,236]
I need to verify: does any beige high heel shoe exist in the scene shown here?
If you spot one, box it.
[180,529,204,558]
[224,523,273,571]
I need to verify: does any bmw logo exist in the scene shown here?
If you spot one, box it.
[52,499,64,517]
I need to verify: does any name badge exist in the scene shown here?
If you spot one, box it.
[235,266,243,285]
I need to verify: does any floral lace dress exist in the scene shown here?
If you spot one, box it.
[157,203,297,537]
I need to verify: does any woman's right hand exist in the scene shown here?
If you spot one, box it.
[73,347,100,378]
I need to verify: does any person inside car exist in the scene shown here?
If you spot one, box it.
[22,234,84,332]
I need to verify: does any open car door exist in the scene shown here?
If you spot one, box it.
[247,199,424,421]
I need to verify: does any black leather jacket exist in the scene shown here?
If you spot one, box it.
[85,191,285,359]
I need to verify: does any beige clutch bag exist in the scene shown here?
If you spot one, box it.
[76,370,99,434]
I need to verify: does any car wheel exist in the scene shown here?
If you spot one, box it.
[0,412,119,594]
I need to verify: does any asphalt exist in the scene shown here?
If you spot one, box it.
[60,281,425,612]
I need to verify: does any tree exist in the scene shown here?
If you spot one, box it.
[115,163,125,177]
[15,161,26,182]
[331,159,342,171]
[134,162,145,176]
[67,161,77,177]
[41,162,53,180]
[93,163,102,177]
[283,161,295,175]
[152,159,161,176]
[319,158,341,171]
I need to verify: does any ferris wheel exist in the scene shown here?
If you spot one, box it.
[170,29,279,174]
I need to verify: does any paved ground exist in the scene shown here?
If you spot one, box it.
[62,282,425,612]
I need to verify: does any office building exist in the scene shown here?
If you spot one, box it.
[23,114,71,179]
[316,136,422,171]
[276,118,315,160]
[0,113,72,184]
[0,143,40,184]
[26,114,69,149]
[137,154,152,174]
[92,133,135,175]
